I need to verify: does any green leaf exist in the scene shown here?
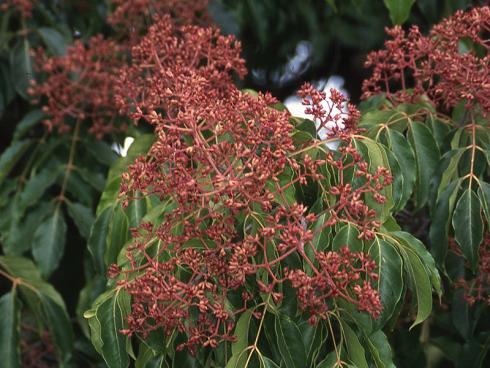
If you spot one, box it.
[0,290,21,368]
[452,188,483,272]
[0,256,74,361]
[408,121,440,209]
[67,201,95,239]
[383,0,415,24]
[354,138,393,222]
[398,245,433,329]
[393,231,442,298]
[0,140,31,185]
[386,128,416,209]
[12,110,45,141]
[10,39,33,99]
[127,195,147,228]
[429,180,460,266]
[340,321,368,368]
[105,204,129,267]
[84,289,130,368]
[363,330,395,368]
[232,309,253,356]
[32,207,67,277]
[86,139,118,166]
[88,206,113,274]
[37,27,68,55]
[369,237,403,328]
[274,315,307,368]
[226,308,253,368]
[477,181,490,225]
[18,166,59,215]
[332,223,362,252]
[2,201,54,255]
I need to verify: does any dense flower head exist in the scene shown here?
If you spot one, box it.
[108,0,210,41]
[114,15,247,118]
[112,19,389,352]
[29,35,127,138]
[362,6,490,116]
[0,0,33,17]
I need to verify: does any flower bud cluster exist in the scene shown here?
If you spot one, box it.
[362,6,489,115]
[108,16,388,353]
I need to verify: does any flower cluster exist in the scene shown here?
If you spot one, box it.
[0,0,33,17]
[29,35,127,139]
[108,0,209,42]
[362,6,490,115]
[114,15,246,119]
[454,235,490,306]
[110,16,388,353]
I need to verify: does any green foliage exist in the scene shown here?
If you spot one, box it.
[0,1,488,367]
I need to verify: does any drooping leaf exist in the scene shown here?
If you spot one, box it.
[12,110,45,141]
[84,289,131,368]
[363,330,396,368]
[10,39,33,98]
[0,256,74,361]
[88,206,113,274]
[383,0,416,24]
[369,237,403,328]
[386,128,416,209]
[104,204,129,267]
[32,207,67,277]
[429,180,460,267]
[0,290,21,368]
[0,140,31,185]
[274,314,307,368]
[37,27,68,55]
[408,121,440,209]
[340,321,368,368]
[393,231,442,298]
[452,188,483,272]
[66,201,95,239]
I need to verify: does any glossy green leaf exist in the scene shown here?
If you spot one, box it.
[363,330,395,368]
[452,188,483,272]
[0,256,74,361]
[18,166,59,215]
[0,290,21,368]
[383,0,415,24]
[393,231,442,298]
[0,140,31,185]
[477,181,490,225]
[84,289,131,368]
[369,237,403,328]
[127,195,147,228]
[12,110,45,141]
[408,121,440,209]
[332,223,362,252]
[32,207,67,277]
[232,309,253,356]
[105,204,129,267]
[88,206,113,274]
[10,39,33,98]
[37,27,68,55]
[67,201,95,239]
[399,246,433,329]
[340,321,368,368]
[386,128,416,209]
[274,315,307,368]
[429,180,460,266]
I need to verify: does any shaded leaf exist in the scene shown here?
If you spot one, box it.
[67,201,95,239]
[0,290,21,368]
[452,188,483,272]
[32,207,67,277]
